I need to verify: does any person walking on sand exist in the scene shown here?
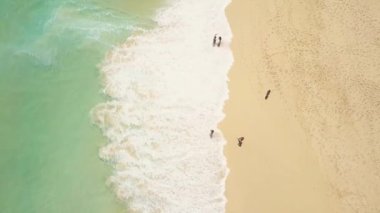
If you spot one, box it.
[265,89,271,100]
[237,137,244,147]
[210,129,215,138]
[213,34,217,47]
[217,36,222,47]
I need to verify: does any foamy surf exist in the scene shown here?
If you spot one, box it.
[92,0,233,212]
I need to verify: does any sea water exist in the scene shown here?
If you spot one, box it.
[92,0,233,212]
[0,0,163,212]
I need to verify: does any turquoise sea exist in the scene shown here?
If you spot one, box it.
[0,0,162,212]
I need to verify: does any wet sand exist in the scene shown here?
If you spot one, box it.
[220,0,380,212]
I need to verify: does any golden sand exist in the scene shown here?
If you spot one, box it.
[220,0,380,212]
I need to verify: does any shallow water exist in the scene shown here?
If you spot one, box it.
[0,0,162,212]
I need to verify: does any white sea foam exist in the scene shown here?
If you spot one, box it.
[92,0,233,212]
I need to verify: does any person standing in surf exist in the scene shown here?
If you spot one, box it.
[217,36,222,47]
[213,34,217,47]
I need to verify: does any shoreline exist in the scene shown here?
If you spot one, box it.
[220,1,339,211]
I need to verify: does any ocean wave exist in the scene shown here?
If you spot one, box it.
[92,0,233,212]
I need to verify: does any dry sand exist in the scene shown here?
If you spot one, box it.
[220,0,380,212]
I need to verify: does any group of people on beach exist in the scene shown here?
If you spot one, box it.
[208,89,272,146]
[209,34,243,146]
[207,34,273,147]
[210,129,245,147]
[209,33,272,147]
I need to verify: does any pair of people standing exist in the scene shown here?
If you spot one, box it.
[213,34,222,47]
[210,129,244,147]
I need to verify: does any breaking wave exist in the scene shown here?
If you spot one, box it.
[92,0,233,212]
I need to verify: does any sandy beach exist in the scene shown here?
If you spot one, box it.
[220,0,380,212]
